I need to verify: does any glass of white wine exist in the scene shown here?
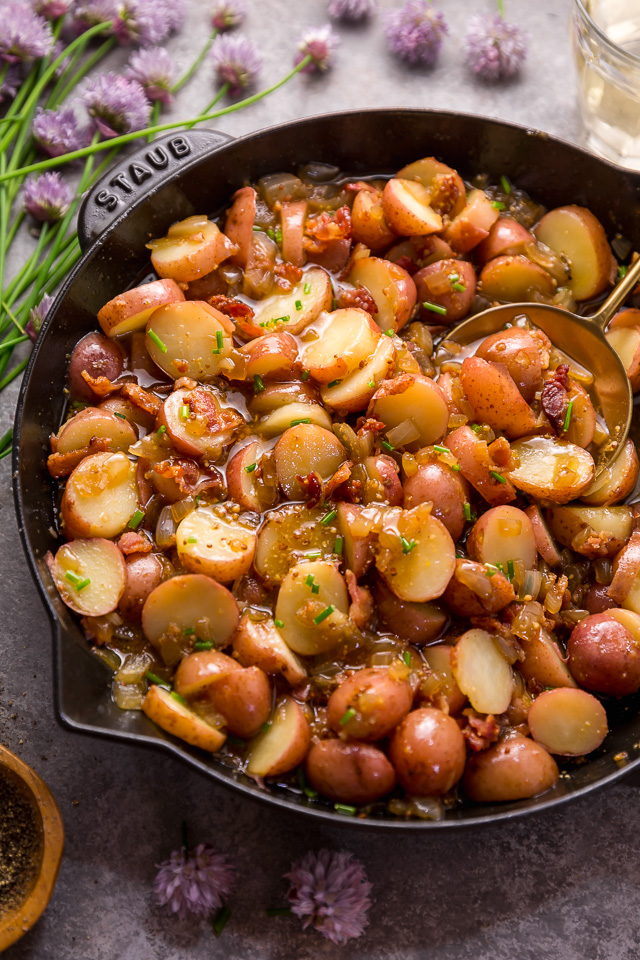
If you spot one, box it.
[573,0,640,168]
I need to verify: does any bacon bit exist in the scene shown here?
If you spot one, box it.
[488,436,513,469]
[207,294,253,328]
[325,460,353,500]
[296,471,324,506]
[120,382,162,416]
[172,359,189,375]
[345,569,374,629]
[303,207,352,272]
[274,262,303,284]
[80,370,121,397]
[47,437,111,477]
[173,376,199,392]
[337,285,378,315]
[459,709,501,752]
[394,254,418,276]
[356,417,386,436]
[117,530,152,555]
[541,363,570,434]
[154,458,199,495]
[195,468,225,499]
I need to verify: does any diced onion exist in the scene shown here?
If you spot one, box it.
[386,418,421,448]
[518,569,542,601]
[171,496,196,523]
[511,601,545,642]
[456,560,493,601]
[156,504,177,549]
[112,680,146,711]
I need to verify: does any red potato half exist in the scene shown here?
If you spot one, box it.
[148,215,238,283]
[609,531,640,611]
[580,438,639,506]
[463,733,559,803]
[274,423,347,500]
[145,300,234,381]
[460,357,537,439]
[368,374,449,449]
[302,308,380,384]
[351,187,396,251]
[475,217,532,264]
[320,336,396,414]
[527,688,608,756]
[67,332,125,402]
[421,644,467,714]
[174,649,240,698]
[233,614,307,687]
[507,436,595,503]
[259,402,332,438]
[280,200,307,267]
[524,504,562,566]
[364,454,403,506]
[142,685,226,753]
[159,385,241,461]
[373,577,448,644]
[55,407,137,455]
[466,505,537,570]
[443,559,515,617]
[347,257,417,334]
[403,459,469,541]
[533,205,614,301]
[606,325,640,391]
[382,177,443,236]
[241,267,332,339]
[414,260,476,324]
[176,507,256,583]
[99,395,153,434]
[389,707,466,796]
[545,505,633,558]
[451,628,514,715]
[226,441,262,511]
[478,255,557,303]
[337,503,375,579]
[224,185,256,268]
[210,667,272,738]
[141,573,239,647]
[306,740,396,804]
[444,189,500,253]
[119,553,163,621]
[97,279,184,338]
[563,381,596,448]
[48,538,126,617]
[375,503,456,603]
[245,696,311,777]
[446,426,517,506]
[396,157,466,218]
[519,624,577,689]
[275,560,349,656]
[609,307,640,330]
[61,451,139,539]
[474,327,548,403]
[239,331,298,382]
[327,666,413,741]
[567,612,640,697]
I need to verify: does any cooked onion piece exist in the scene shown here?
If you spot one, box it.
[258,401,332,437]
[241,266,332,338]
[466,505,537,570]
[245,696,311,777]
[478,255,556,303]
[274,423,347,500]
[145,300,234,381]
[396,156,466,217]
[382,177,443,236]
[141,573,239,647]
[55,407,137,455]
[347,257,417,333]
[368,374,449,449]
[148,215,238,283]
[48,538,126,616]
[580,438,639,506]
[233,613,307,686]
[451,628,514,714]
[254,503,337,583]
[97,278,185,338]
[142,683,226,753]
[460,357,537,439]
[421,644,466,713]
[375,503,456,602]
[527,688,608,756]
[320,336,396,414]
[545,505,633,558]
[159,385,242,460]
[176,507,256,582]
[302,308,380,384]
[533,205,614,301]
[506,436,595,503]
[61,451,139,539]
[239,331,298,382]
[275,560,349,655]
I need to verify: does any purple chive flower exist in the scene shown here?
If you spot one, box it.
[125,47,175,104]
[27,293,54,341]
[285,849,372,945]
[294,23,340,73]
[32,0,74,19]
[465,14,527,81]
[71,0,116,34]
[114,0,185,46]
[0,5,54,62]
[33,106,91,157]
[328,0,376,21]
[23,172,73,223]
[159,0,187,34]
[154,844,235,920]
[0,64,21,104]
[384,0,448,67]
[210,34,262,94]
[81,71,151,137]
[211,0,246,31]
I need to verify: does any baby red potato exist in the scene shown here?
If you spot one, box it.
[527,688,608,756]
[302,308,380,384]
[142,684,226,753]
[232,613,307,687]
[474,327,548,402]
[443,559,515,617]
[609,530,640,608]
[347,256,417,333]
[382,177,443,236]
[478,255,557,303]
[580,438,639,506]
[364,454,403,506]
[242,266,332,338]
[258,402,332,437]
[373,578,448,644]
[159,385,242,461]
[209,666,272,738]
[584,583,618,615]
[148,215,238,282]
[396,156,466,217]
[118,553,163,621]
[524,504,562,566]
[239,331,298,382]
[444,189,500,253]
[280,200,307,266]
[517,624,577,689]
[452,628,514,715]
[224,186,256,267]
[305,740,397,804]
[567,612,640,697]
[414,259,476,323]
[327,666,413,741]
[320,336,396,414]
[608,307,640,330]
[507,437,595,503]
[475,217,531,264]
[446,426,517,506]
[254,504,337,583]
[466,505,537,571]
[245,696,311,777]
[545,505,633,558]
[463,733,559,802]
[174,650,240,699]
[61,452,139,539]
[403,458,469,540]
[176,507,256,583]
[533,205,614,301]
[48,538,126,617]
[142,574,239,649]
[67,332,125,401]
[337,503,375,578]
[54,407,137,457]
[97,278,184,338]
[273,423,347,500]
[145,300,234,381]
[563,381,596,448]
[226,441,262,511]
[351,187,396,251]
[375,503,456,603]
[275,560,350,656]
[460,357,537,439]
[100,395,154,434]
[606,325,640,391]
[389,707,466,796]
[368,374,449,449]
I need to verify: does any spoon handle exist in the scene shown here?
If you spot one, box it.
[590,253,640,330]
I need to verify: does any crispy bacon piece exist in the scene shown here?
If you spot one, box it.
[337,285,378,315]
[303,206,352,272]
[296,471,324,507]
[488,436,513,469]
[356,417,386,437]
[47,436,111,477]
[274,262,303,284]
[541,363,570,434]
[394,255,418,276]
[121,382,162,417]
[459,709,501,752]
[207,294,254,326]
[325,460,353,500]
[80,371,121,397]
[154,458,199,495]
[117,530,152,555]
[345,569,374,629]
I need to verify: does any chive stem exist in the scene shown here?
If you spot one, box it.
[422,300,447,316]
[563,399,574,433]
[313,604,335,625]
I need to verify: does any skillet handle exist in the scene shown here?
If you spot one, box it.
[76,128,234,251]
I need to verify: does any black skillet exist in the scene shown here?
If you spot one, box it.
[13,109,640,830]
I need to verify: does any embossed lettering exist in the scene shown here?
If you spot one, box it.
[145,146,168,169]
[95,190,118,212]
[110,173,133,192]
[129,162,152,185]
[169,136,190,159]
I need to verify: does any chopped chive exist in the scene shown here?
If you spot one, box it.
[619,264,629,279]
[470,423,482,434]
[449,272,459,282]
[252,225,262,231]
[76,578,91,591]
[261,721,272,733]
[179,403,190,420]
[381,440,394,452]
[563,399,574,433]
[148,329,167,353]
[113,411,127,420]
[422,301,448,316]
[304,786,319,800]
[226,735,245,747]
[273,315,290,324]
[194,640,214,650]
[485,566,497,578]
[267,227,275,239]
[368,380,375,388]
[304,550,322,559]
[304,282,311,294]
[500,174,512,194]
[305,574,315,586]
[463,502,473,522]
[433,445,450,454]
[170,691,187,707]
[403,650,412,667]
[320,509,337,525]
[266,907,292,917]
[186,536,198,543]
[332,298,338,310]
[452,281,466,292]
[253,374,265,393]
[507,559,515,581]
[491,201,505,210]
[156,424,167,438]
[213,906,231,937]
[334,535,344,555]
[301,369,309,381]
[295,299,303,311]
[334,803,357,816]
[146,671,168,686]
[328,379,341,388]
[451,464,461,471]
[339,707,356,726]
[245,462,257,473]
[127,509,145,529]
[385,329,394,337]
[275,619,284,629]
[195,495,201,505]
[313,604,335,625]
[490,470,507,484]
[494,561,505,574]
[400,536,416,554]
[311,583,320,594]
[290,417,311,426]
[275,227,283,244]
[64,570,82,585]
[216,330,223,349]
[183,627,195,636]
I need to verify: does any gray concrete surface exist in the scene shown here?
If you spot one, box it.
[4,1,640,957]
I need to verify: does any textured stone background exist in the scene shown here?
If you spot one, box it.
[4,1,640,958]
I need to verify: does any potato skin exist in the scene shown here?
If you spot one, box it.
[567,613,640,697]
[389,707,466,795]
[414,259,476,323]
[475,327,546,402]
[583,583,618,615]
[373,578,448,644]
[463,733,559,803]
[328,667,413,741]
[208,666,272,738]
[403,459,469,540]
[443,559,515,617]
[460,356,536,439]
[118,553,163,621]
[68,332,125,402]
[305,739,397,804]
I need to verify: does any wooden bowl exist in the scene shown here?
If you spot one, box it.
[0,745,64,951]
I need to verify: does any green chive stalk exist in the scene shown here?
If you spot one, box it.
[172,28,219,94]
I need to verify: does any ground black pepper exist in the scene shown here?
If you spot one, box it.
[0,768,40,917]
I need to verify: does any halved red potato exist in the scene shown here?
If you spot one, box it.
[606,325,640,390]
[233,613,307,686]
[451,628,514,715]
[119,553,163,621]
[368,374,449,449]
[396,157,466,218]
[478,255,557,303]
[97,279,185,338]
[54,407,137,457]
[142,684,226,753]
[351,188,396,251]
[609,532,640,607]
[99,396,154,434]
[527,687,608,756]
[414,260,476,323]
[158,386,241,461]
[519,625,577,689]
[421,644,466,713]
[580,438,639,506]
[239,267,332,339]
[224,186,256,268]
[61,452,139,539]
[382,178,443,236]
[239,332,298,382]
[608,307,640,330]
[446,426,518,506]
[506,436,595,503]
[67,332,125,401]
[48,538,126,617]
[254,503,337,583]
[176,507,256,582]
[460,357,537,439]
[280,200,307,267]
[145,300,234,381]
[374,578,448,644]
[141,573,239,647]
[210,667,272,738]
[347,257,417,333]
[375,503,456,603]
[562,380,596,448]
[274,423,347,500]
[174,649,240,698]
[524,504,562,566]
[463,733,559,802]
[443,559,515,617]
[567,611,640,696]
[533,205,614,301]
[320,336,396,414]
[545,505,633,558]
[608,607,640,641]
[306,739,396,804]
[389,707,466,795]
[444,189,500,253]
[275,560,349,655]
[259,402,332,438]
[242,231,278,299]
[402,459,469,540]
[475,217,532,264]
[466,505,537,570]
[475,327,548,403]
[584,583,619,615]
[302,309,380,384]
[327,666,413,741]
[363,454,403,506]
[249,379,319,415]
[148,215,238,283]
[226,441,262,511]
[337,503,374,578]
[245,696,311,777]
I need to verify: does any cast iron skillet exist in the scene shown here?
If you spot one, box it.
[13,108,640,830]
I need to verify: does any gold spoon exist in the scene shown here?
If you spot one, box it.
[443,254,640,475]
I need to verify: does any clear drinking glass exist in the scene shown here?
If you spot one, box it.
[572,0,640,168]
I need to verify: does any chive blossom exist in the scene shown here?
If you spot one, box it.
[274,619,284,629]
[320,509,337,525]
[339,707,356,725]
[334,535,344,555]
[490,470,507,484]
[253,374,265,393]
[290,417,311,426]
[422,300,447,315]
[244,462,257,473]
[148,329,167,353]
[313,604,335,625]
[127,509,145,529]
[563,399,574,433]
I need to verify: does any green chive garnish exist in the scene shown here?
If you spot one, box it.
[215,329,223,349]
[334,536,344,555]
[148,329,167,353]
[156,424,167,438]
[295,299,303,311]
[304,550,322,559]
[422,301,447,316]
[275,619,284,629]
[252,225,262,232]
[194,641,213,650]
[245,462,257,473]
[400,536,416,554]
[332,298,338,310]
[500,174,512,194]
[491,201,505,210]
[261,721,272,733]
[334,803,357,816]
[186,536,198,543]
[340,708,356,726]
[170,691,187,707]
[381,440,394,452]
[385,329,394,337]
[179,403,189,420]
[113,411,127,420]
[403,650,412,667]
[183,627,195,636]
[311,583,320,594]
[619,264,628,279]
[451,464,461,471]
[146,671,168,686]
[452,281,466,292]
[368,380,375,388]
[267,227,275,239]
[495,561,505,574]
[313,604,335,625]
[490,470,507,484]
[266,907,293,917]
[213,907,231,937]
[320,509,337,525]
[464,502,473,522]
[274,315,290,324]
[76,578,90,591]
[127,509,145,529]
[304,282,311,294]
[470,423,482,434]
[485,566,497,578]
[328,379,341,388]
[290,417,311,426]
[64,570,91,591]
[254,374,265,393]
[433,445,450,454]
[305,574,315,586]
[195,495,201,505]
[507,559,515,581]
[301,370,309,381]
[563,399,574,433]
